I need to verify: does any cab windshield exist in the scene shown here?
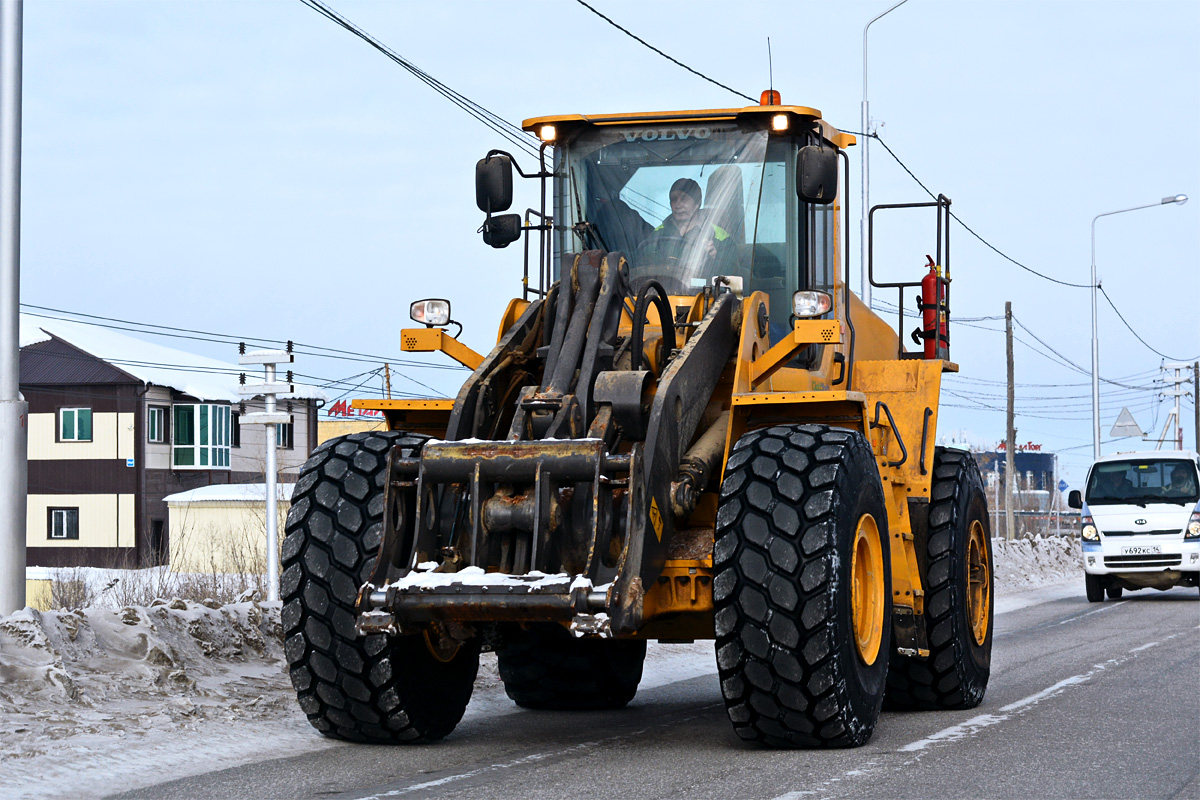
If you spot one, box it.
[1085,459,1199,505]
[551,122,836,334]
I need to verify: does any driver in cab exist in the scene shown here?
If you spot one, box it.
[639,178,731,274]
[1164,464,1197,497]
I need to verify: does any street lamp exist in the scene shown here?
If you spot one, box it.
[1090,193,1188,459]
[861,0,909,307]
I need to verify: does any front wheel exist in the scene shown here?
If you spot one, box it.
[1085,573,1105,603]
[1105,584,1123,599]
[885,448,993,710]
[281,431,480,743]
[714,424,892,748]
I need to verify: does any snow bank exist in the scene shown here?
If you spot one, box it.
[991,535,1080,587]
[0,599,297,799]
[1,537,1081,799]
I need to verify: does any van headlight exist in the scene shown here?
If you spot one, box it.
[1186,511,1200,539]
[1080,515,1099,541]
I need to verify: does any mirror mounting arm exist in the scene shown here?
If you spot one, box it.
[485,148,552,180]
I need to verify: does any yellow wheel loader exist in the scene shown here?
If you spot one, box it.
[281,94,994,748]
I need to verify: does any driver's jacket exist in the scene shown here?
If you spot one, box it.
[638,216,731,272]
[651,217,731,244]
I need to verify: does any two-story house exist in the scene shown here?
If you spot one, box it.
[19,315,325,568]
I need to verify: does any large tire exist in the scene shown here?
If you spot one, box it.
[1085,573,1105,603]
[714,424,892,748]
[1105,583,1123,599]
[281,430,480,743]
[885,448,993,710]
[497,623,646,710]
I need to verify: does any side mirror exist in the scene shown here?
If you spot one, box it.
[796,145,837,204]
[476,155,513,213]
[1067,490,1082,510]
[482,213,522,248]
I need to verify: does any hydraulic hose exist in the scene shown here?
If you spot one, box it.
[630,281,677,373]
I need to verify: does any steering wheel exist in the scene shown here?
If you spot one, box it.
[627,267,692,297]
[630,235,712,296]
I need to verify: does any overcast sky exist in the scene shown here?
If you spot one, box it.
[19,0,1199,485]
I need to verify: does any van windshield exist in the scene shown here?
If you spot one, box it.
[1085,459,1199,505]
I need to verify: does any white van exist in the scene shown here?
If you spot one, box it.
[1067,451,1200,601]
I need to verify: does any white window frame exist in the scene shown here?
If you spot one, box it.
[276,420,294,449]
[58,407,92,442]
[147,406,165,443]
[172,403,232,469]
[49,507,79,540]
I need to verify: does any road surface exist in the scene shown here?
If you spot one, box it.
[112,585,1199,800]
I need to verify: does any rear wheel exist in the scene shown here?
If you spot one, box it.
[1085,573,1105,603]
[497,623,646,710]
[714,424,891,748]
[1105,583,1123,600]
[885,448,993,710]
[281,430,480,743]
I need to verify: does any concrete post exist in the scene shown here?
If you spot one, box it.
[0,0,26,615]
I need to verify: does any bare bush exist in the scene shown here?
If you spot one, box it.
[45,498,286,610]
[48,566,95,611]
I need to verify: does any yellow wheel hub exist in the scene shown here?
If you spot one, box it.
[966,519,991,646]
[424,625,462,663]
[850,513,885,666]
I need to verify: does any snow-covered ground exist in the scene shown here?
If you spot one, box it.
[1,537,1083,800]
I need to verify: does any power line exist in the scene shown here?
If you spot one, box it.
[868,135,1092,290]
[950,369,1158,389]
[22,307,459,397]
[868,136,1196,367]
[1098,285,1200,362]
[572,0,757,104]
[298,0,541,159]
[22,304,466,371]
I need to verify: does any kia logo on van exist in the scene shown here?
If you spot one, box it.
[1134,518,1147,525]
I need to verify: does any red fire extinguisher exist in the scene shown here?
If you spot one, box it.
[920,256,948,359]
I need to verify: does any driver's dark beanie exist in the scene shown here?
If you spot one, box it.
[670,177,702,206]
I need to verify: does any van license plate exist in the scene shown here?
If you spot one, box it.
[1121,545,1161,555]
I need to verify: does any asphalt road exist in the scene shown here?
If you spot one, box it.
[114,587,1200,800]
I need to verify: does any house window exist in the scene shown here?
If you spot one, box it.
[58,408,92,442]
[147,406,166,443]
[48,508,79,540]
[172,403,232,469]
[276,421,294,449]
[232,412,241,448]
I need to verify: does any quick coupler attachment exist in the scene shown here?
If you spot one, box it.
[356,571,610,636]
[357,436,636,637]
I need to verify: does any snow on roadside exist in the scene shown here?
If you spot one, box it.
[1,537,1081,799]
[990,535,1081,588]
[0,599,321,799]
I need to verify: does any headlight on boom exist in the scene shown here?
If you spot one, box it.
[792,290,833,318]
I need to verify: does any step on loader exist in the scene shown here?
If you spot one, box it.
[281,93,994,748]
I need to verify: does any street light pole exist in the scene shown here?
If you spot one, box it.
[861,0,909,308]
[1089,194,1188,459]
[0,0,26,616]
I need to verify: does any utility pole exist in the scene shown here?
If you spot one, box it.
[239,345,295,602]
[1194,362,1198,452]
[384,363,392,400]
[1005,301,1015,540]
[0,0,26,615]
[1162,363,1190,450]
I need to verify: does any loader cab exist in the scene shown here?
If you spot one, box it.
[541,109,843,339]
